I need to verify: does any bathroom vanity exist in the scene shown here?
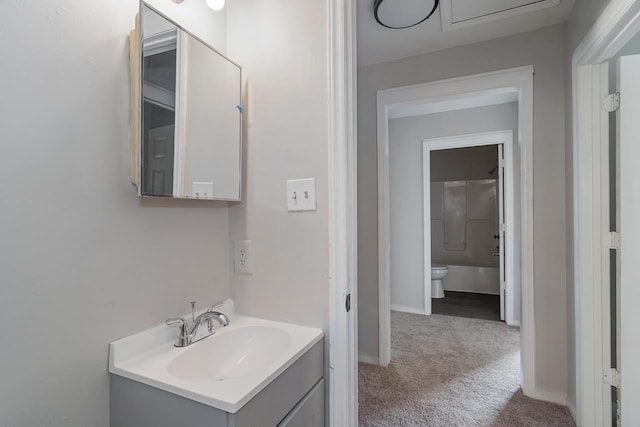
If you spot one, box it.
[109,301,324,427]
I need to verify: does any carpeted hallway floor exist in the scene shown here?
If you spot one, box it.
[359,311,575,427]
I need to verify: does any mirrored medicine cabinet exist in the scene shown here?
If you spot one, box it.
[133,3,242,201]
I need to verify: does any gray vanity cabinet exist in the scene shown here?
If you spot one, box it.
[110,340,324,427]
[277,379,324,427]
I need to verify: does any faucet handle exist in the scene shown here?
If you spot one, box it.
[166,317,189,335]
[166,317,191,347]
[166,317,187,327]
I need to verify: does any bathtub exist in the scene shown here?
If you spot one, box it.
[441,263,500,295]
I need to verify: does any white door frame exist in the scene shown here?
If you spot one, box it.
[376,66,536,398]
[327,0,358,425]
[571,0,640,425]
[422,131,517,325]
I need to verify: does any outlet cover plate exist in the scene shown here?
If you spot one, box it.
[234,240,253,274]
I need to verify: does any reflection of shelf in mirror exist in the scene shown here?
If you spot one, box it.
[192,182,214,199]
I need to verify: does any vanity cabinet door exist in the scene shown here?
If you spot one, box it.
[278,379,324,427]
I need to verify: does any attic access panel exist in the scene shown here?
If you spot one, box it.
[440,0,561,32]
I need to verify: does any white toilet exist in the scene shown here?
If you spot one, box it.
[431,264,449,298]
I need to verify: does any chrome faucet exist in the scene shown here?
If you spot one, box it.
[166,303,230,347]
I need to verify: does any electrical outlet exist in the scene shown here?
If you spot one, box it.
[234,240,253,274]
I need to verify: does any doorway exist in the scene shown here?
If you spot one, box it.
[375,66,536,396]
[421,131,519,326]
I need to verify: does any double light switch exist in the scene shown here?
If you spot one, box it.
[286,178,317,212]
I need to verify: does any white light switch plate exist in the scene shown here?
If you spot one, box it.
[192,182,214,199]
[286,178,317,212]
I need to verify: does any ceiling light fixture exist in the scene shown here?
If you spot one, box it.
[374,0,439,29]
[205,0,225,10]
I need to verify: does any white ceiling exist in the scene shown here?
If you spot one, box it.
[357,0,575,65]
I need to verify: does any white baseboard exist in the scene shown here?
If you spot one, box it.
[390,304,425,315]
[358,353,379,365]
[535,388,567,406]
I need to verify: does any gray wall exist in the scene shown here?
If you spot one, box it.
[226,0,331,414]
[358,24,568,398]
[388,103,518,312]
[565,0,612,56]
[0,1,231,426]
[226,0,330,331]
[563,0,613,414]
[430,144,502,182]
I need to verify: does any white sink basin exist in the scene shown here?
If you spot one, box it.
[109,300,323,413]
[167,325,291,382]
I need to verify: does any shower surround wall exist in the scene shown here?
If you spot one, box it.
[431,176,500,295]
[389,103,518,314]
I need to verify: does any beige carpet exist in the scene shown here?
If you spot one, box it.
[359,312,575,427]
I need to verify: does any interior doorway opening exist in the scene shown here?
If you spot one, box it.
[428,144,503,323]
[421,132,519,327]
[374,66,536,396]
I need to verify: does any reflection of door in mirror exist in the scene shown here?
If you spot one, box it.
[143,103,174,196]
[142,87,176,196]
[141,13,178,197]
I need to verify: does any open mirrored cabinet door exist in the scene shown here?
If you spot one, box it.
[137,2,242,201]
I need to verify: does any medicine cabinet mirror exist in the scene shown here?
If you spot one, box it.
[136,3,242,200]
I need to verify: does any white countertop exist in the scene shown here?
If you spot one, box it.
[108,300,324,413]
